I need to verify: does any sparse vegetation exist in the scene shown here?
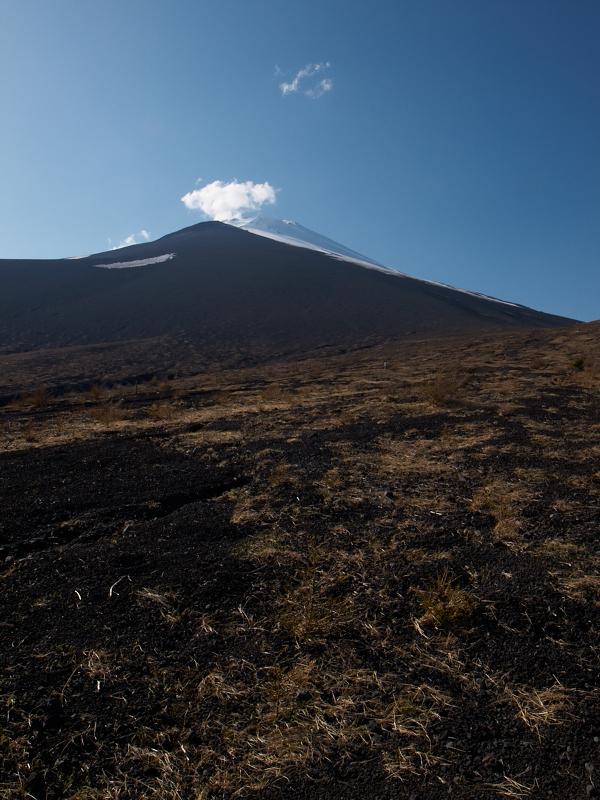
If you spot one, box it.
[421,367,465,406]
[88,400,128,423]
[1,325,600,799]
[571,357,585,371]
[84,383,108,401]
[146,401,177,420]
[8,384,52,409]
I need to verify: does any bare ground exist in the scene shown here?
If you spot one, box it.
[1,324,600,799]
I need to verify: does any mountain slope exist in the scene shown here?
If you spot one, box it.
[0,220,578,367]
[227,216,390,270]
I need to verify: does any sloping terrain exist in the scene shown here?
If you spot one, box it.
[1,324,600,799]
[0,222,576,373]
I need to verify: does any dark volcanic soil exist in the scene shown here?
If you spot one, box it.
[2,330,600,799]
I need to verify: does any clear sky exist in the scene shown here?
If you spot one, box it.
[1,1,598,321]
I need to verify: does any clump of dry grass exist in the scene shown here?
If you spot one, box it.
[412,572,477,628]
[82,649,113,684]
[28,385,53,407]
[268,462,293,486]
[84,384,108,402]
[421,369,465,407]
[259,384,295,406]
[554,573,600,603]
[9,385,52,409]
[0,715,33,799]
[261,383,282,401]
[502,682,573,738]
[529,357,546,370]
[267,541,354,640]
[88,401,127,424]
[275,570,354,640]
[236,527,299,562]
[471,483,524,542]
[22,421,39,442]
[147,401,176,420]
[214,388,230,405]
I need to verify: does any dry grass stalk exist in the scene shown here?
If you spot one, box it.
[82,649,113,684]
[503,683,572,737]
[556,573,600,602]
[136,587,177,608]
[485,773,533,797]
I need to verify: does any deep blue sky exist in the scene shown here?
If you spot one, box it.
[1,0,598,321]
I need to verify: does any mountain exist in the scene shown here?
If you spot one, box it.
[0,218,578,376]
[227,216,390,270]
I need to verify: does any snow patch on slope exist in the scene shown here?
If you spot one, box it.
[94,253,176,269]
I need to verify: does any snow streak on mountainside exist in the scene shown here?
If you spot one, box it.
[94,253,175,269]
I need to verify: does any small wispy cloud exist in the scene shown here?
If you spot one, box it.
[279,62,332,98]
[181,180,277,221]
[306,78,333,99]
[110,230,150,250]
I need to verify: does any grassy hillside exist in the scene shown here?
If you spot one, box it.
[1,324,599,799]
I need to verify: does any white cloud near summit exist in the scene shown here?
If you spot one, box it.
[111,230,150,250]
[279,62,332,98]
[181,180,277,221]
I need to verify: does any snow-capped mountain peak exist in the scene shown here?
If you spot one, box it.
[226,216,393,272]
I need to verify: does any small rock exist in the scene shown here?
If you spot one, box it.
[25,772,46,800]
[586,785,598,798]
[587,763,597,775]
[295,689,311,702]
[256,669,266,681]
